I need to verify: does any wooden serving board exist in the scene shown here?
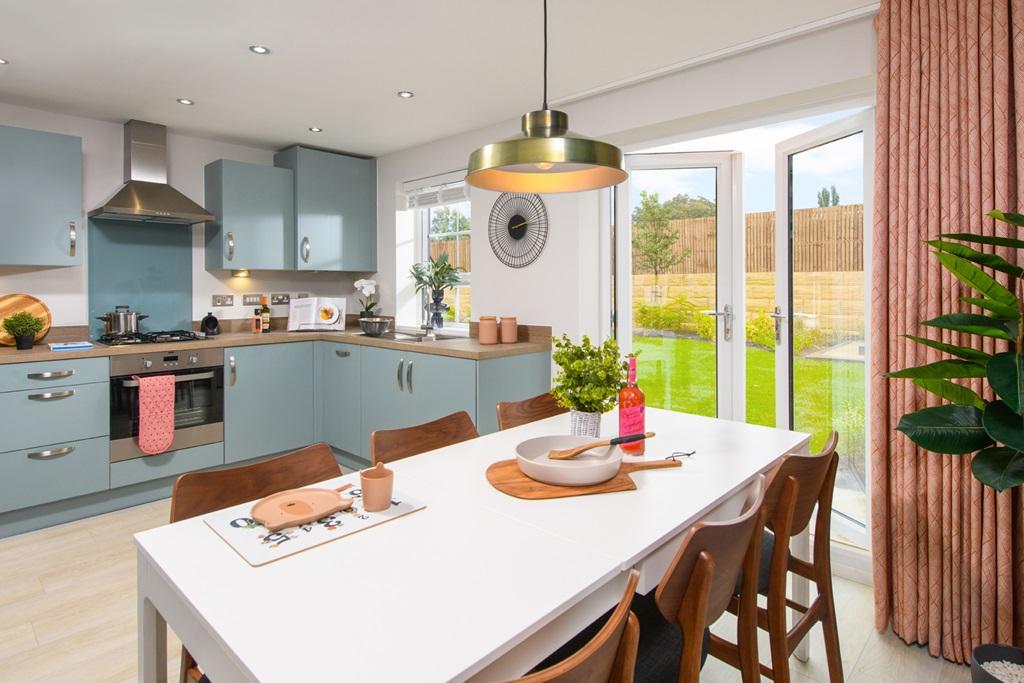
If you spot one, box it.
[486,459,681,500]
[0,293,52,346]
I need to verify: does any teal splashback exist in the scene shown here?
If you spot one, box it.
[88,219,192,339]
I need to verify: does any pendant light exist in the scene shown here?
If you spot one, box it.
[465,0,627,193]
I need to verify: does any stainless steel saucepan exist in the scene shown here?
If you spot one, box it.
[96,305,149,335]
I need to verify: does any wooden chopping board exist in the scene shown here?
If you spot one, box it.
[0,294,52,346]
[486,458,681,500]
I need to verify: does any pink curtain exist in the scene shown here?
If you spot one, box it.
[871,0,1024,662]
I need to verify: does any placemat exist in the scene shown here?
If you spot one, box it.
[205,488,425,566]
[486,459,681,500]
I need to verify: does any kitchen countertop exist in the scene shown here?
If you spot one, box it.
[0,329,551,365]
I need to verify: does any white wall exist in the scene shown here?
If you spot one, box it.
[0,102,361,328]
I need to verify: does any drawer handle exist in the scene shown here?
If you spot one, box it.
[28,389,75,401]
[335,349,351,358]
[27,369,75,380]
[28,446,75,460]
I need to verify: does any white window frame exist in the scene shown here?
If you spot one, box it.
[415,198,472,332]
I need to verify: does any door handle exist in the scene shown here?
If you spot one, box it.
[301,236,311,263]
[68,221,77,257]
[406,361,413,394]
[226,232,235,261]
[28,389,75,401]
[397,358,404,392]
[228,355,236,386]
[769,306,786,346]
[27,369,75,380]
[699,304,733,341]
[335,349,351,358]
[28,445,74,460]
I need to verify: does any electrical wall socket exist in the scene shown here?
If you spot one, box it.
[296,292,310,299]
[271,293,290,305]
[242,294,263,307]
[211,294,234,307]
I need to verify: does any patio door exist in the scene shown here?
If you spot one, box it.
[772,111,873,550]
[615,152,744,420]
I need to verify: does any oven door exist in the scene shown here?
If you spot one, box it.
[109,367,224,462]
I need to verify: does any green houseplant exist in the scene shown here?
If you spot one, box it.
[886,209,1024,492]
[2,311,45,350]
[410,252,464,329]
[550,334,628,437]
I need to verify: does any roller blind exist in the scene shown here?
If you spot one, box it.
[400,169,470,209]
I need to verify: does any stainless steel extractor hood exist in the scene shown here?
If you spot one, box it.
[88,120,214,225]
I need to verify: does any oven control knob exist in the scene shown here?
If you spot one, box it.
[142,359,153,369]
[189,354,199,364]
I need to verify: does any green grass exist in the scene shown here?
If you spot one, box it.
[633,336,865,455]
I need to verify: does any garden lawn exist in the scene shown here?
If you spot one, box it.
[633,336,865,454]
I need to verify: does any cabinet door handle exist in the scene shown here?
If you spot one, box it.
[28,446,74,460]
[396,358,404,392]
[28,389,75,401]
[301,236,311,263]
[335,349,351,358]
[68,221,77,257]
[226,232,235,261]
[406,361,413,394]
[27,369,75,380]
[228,355,237,386]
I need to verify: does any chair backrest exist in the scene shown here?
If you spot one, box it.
[496,392,568,431]
[517,570,640,683]
[169,442,341,523]
[370,410,479,466]
[761,432,839,536]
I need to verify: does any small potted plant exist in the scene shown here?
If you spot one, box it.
[3,311,45,350]
[354,278,379,318]
[550,334,628,437]
[410,252,464,329]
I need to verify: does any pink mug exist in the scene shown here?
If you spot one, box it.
[360,462,394,512]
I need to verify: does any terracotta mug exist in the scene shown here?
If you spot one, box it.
[478,316,498,344]
[360,462,394,512]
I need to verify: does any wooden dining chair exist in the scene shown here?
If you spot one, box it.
[512,569,641,683]
[707,432,843,683]
[169,442,342,683]
[370,410,479,465]
[496,392,568,430]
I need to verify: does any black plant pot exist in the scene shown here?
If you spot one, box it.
[14,334,34,350]
[972,643,1024,682]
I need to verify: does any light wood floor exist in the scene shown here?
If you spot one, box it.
[0,499,968,682]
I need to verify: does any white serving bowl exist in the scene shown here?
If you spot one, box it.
[515,435,623,486]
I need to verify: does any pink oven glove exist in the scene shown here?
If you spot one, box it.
[133,374,176,455]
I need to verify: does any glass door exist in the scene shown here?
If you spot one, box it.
[615,152,744,420]
[773,111,873,549]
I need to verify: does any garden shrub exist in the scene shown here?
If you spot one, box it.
[694,310,716,340]
[635,295,699,333]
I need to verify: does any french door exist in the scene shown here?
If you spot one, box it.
[614,152,744,420]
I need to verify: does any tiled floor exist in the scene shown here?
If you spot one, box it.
[0,499,968,682]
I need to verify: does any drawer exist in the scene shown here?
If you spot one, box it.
[110,442,224,489]
[0,382,108,452]
[0,436,109,513]
[0,357,108,393]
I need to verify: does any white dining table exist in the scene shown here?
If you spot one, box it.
[135,408,810,683]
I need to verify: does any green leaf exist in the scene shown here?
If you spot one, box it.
[987,352,1024,414]
[988,209,1024,227]
[928,240,1024,278]
[896,404,993,454]
[912,378,987,410]
[936,252,1016,305]
[982,400,1024,452]
[959,297,1021,320]
[903,335,991,361]
[971,447,1024,492]
[886,359,987,379]
[940,232,1024,249]
[923,313,1014,340]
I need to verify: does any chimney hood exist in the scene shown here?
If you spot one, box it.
[88,120,214,225]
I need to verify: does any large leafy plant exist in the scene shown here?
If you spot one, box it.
[886,210,1024,492]
[410,252,463,293]
[551,335,628,414]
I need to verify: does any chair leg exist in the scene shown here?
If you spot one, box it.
[766,589,791,683]
[818,577,844,682]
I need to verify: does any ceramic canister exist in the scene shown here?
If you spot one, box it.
[479,316,498,344]
[500,316,518,343]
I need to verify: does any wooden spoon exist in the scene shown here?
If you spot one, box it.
[548,432,656,460]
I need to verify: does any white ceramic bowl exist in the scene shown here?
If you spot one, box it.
[515,435,623,486]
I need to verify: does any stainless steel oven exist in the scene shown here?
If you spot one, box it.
[109,348,224,462]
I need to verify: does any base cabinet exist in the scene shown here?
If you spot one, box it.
[317,342,362,457]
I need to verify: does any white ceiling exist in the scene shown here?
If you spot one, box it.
[0,0,874,157]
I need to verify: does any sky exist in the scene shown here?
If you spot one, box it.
[629,108,867,214]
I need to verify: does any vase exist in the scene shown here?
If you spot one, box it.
[569,410,602,437]
[429,289,449,329]
[14,334,34,350]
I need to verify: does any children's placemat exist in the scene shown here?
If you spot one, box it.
[204,488,425,566]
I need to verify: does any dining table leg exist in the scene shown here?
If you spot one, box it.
[139,561,168,683]
[790,440,811,663]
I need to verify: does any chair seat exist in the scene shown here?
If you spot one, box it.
[734,529,787,596]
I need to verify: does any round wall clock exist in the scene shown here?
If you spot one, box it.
[487,192,549,268]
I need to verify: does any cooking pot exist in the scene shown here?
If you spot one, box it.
[96,305,148,335]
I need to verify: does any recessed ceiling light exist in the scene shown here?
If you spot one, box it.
[308,127,323,133]
[0,58,9,65]
[397,90,415,99]
[248,45,271,55]
[176,98,195,106]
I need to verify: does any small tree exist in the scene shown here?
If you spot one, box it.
[817,185,840,207]
[430,205,470,237]
[830,184,840,206]
[632,191,688,300]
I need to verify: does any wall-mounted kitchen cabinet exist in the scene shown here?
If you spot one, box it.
[274,146,377,272]
[0,125,82,267]
[204,159,294,271]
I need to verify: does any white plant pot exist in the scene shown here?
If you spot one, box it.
[569,410,602,438]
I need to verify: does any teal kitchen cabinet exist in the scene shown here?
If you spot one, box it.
[274,146,376,272]
[359,346,413,458]
[204,159,294,271]
[224,343,314,463]
[0,125,82,266]
[317,342,362,456]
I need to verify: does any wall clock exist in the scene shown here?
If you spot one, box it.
[487,192,549,268]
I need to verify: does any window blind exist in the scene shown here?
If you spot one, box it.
[400,170,471,210]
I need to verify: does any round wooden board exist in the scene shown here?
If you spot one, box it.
[485,458,681,500]
[0,294,52,346]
